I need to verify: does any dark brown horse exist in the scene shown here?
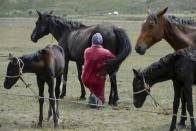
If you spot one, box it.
[135,7,196,55]
[4,45,65,128]
[31,11,131,105]
[132,47,196,131]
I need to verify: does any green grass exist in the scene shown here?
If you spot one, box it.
[0,0,196,17]
[0,17,195,131]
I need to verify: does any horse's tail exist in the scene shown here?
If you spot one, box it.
[105,28,132,74]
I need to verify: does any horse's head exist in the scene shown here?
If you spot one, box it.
[132,69,150,108]
[4,54,23,89]
[31,10,53,42]
[135,7,168,55]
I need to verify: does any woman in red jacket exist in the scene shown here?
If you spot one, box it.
[81,33,115,107]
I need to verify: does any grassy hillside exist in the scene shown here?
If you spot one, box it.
[0,0,196,17]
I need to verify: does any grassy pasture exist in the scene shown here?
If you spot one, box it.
[0,17,196,131]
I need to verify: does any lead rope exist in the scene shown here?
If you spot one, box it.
[3,57,36,95]
[133,74,169,115]
[143,75,169,115]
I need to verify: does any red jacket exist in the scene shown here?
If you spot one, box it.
[82,46,115,85]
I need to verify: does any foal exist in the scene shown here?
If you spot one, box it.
[132,47,196,131]
[4,44,65,128]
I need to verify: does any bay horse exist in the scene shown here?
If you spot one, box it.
[132,47,196,131]
[135,7,196,55]
[4,45,65,128]
[31,11,131,105]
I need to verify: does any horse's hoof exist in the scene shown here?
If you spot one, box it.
[36,123,43,128]
[54,124,59,128]
[108,100,112,106]
[177,122,186,129]
[60,94,65,99]
[79,96,86,100]
[54,122,59,128]
[112,102,118,107]
[169,126,176,131]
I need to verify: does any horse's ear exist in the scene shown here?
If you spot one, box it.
[49,10,54,15]
[157,7,168,18]
[8,53,14,60]
[40,49,48,55]
[147,6,152,14]
[39,48,50,56]
[132,69,140,77]
[36,10,42,18]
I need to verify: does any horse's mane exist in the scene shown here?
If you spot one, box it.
[142,54,173,75]
[143,47,196,76]
[164,15,196,26]
[21,51,41,62]
[47,14,86,31]
[142,51,185,75]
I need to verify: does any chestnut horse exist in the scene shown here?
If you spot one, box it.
[31,11,131,105]
[135,7,196,55]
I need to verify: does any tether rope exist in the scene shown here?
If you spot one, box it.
[0,57,196,119]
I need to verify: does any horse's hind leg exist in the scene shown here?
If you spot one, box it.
[108,74,119,106]
[184,83,196,131]
[178,91,187,128]
[169,81,181,131]
[76,62,86,100]
[55,75,62,118]
[48,76,61,121]
[36,77,45,128]
[60,60,69,98]
[47,78,59,128]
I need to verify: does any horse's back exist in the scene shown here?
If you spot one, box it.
[43,44,65,76]
[67,23,118,61]
[94,23,117,53]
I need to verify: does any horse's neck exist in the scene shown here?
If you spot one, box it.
[49,20,65,41]
[21,55,44,74]
[49,18,86,42]
[143,62,172,86]
[164,20,196,50]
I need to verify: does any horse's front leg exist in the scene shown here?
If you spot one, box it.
[178,91,187,128]
[169,81,181,131]
[108,74,119,106]
[60,60,69,98]
[36,77,45,128]
[76,62,86,100]
[184,83,196,131]
[47,78,59,128]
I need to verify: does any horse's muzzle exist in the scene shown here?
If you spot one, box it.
[133,101,143,108]
[31,34,38,43]
[135,44,147,55]
[4,80,12,89]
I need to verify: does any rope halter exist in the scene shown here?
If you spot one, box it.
[132,74,168,113]
[133,74,150,95]
[6,57,24,78]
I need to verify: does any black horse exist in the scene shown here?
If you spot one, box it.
[31,11,131,105]
[132,47,196,131]
[4,45,65,128]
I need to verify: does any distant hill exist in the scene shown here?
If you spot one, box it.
[0,0,195,17]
